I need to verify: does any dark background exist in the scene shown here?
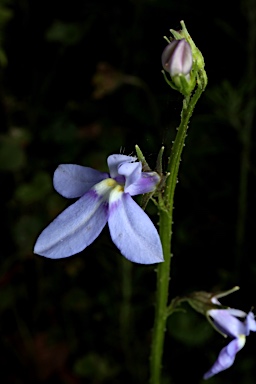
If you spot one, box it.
[1,0,256,383]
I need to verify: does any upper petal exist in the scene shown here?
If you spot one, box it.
[203,337,245,379]
[108,190,163,264]
[118,161,142,190]
[34,189,108,258]
[53,164,108,198]
[209,309,247,338]
[107,154,137,179]
[125,171,160,196]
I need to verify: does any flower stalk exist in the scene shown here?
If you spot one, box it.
[149,21,208,384]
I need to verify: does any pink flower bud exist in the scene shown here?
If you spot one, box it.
[161,39,192,77]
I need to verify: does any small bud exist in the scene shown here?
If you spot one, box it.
[162,21,207,94]
[161,38,195,96]
[170,20,205,74]
[161,39,192,77]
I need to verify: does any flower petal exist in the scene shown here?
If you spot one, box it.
[225,308,247,318]
[118,161,142,190]
[34,190,108,258]
[245,312,256,335]
[211,297,221,305]
[125,171,160,196]
[203,337,245,379]
[53,164,108,198]
[107,154,136,179]
[208,309,247,338]
[108,190,163,264]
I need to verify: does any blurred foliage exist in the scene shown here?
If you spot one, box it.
[0,132,26,170]
[0,0,13,66]
[167,306,213,346]
[1,0,256,383]
[46,20,84,46]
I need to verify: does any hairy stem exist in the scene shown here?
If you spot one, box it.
[149,74,207,384]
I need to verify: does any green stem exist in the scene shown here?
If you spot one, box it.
[149,76,207,384]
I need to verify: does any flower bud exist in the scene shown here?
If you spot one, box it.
[162,21,207,94]
[161,39,192,77]
[170,21,205,74]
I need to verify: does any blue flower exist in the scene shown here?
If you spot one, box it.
[34,154,164,264]
[204,306,256,379]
